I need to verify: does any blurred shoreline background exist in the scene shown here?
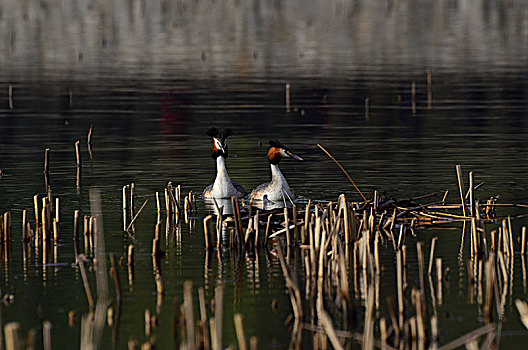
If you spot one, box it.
[1,0,527,80]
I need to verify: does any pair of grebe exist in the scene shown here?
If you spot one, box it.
[202,127,303,203]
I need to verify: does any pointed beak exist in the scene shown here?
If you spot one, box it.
[285,150,303,161]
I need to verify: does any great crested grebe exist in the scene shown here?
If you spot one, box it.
[250,140,303,202]
[202,127,246,199]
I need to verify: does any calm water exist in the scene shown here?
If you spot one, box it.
[1,0,528,348]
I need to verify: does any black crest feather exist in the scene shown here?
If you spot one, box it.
[207,127,233,142]
[221,128,234,141]
[206,127,220,138]
[269,139,290,152]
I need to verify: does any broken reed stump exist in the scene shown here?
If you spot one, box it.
[8,85,14,111]
[365,97,370,120]
[87,125,93,146]
[198,288,210,350]
[43,320,52,350]
[285,83,291,113]
[427,68,432,109]
[21,209,27,242]
[44,148,50,174]
[214,285,224,350]
[469,171,475,217]
[110,254,122,300]
[411,81,416,115]
[203,215,213,250]
[4,322,20,350]
[428,237,438,275]
[234,314,247,350]
[522,226,527,256]
[130,183,135,225]
[34,194,39,229]
[87,125,94,161]
[75,140,82,168]
[123,185,129,231]
[128,244,135,285]
[183,281,196,350]
[73,210,80,256]
[1,211,12,244]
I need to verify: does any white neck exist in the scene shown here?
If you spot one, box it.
[215,156,232,184]
[212,156,236,198]
[271,164,288,187]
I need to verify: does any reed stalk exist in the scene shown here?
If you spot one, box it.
[130,183,135,227]
[53,219,59,244]
[198,288,210,350]
[428,237,437,275]
[396,251,404,329]
[317,144,367,201]
[234,314,247,350]
[427,68,432,109]
[22,209,27,242]
[75,140,82,168]
[249,337,258,350]
[285,83,291,112]
[110,254,122,300]
[34,194,39,229]
[8,85,14,110]
[469,171,474,217]
[214,285,224,350]
[43,321,52,350]
[78,255,95,310]
[203,215,213,249]
[4,322,20,350]
[87,124,93,145]
[436,324,495,350]
[455,165,467,217]
[284,208,291,246]
[365,97,370,120]
[144,309,151,337]
[254,211,260,248]
[523,226,527,256]
[361,284,374,350]
[183,281,195,350]
[436,258,442,282]
[44,149,50,174]
[378,318,387,350]
[484,256,495,322]
[209,318,216,350]
[126,199,148,233]
[411,81,416,114]
[416,242,426,295]
[122,186,128,231]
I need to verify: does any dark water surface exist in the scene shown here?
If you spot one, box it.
[1,0,528,348]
